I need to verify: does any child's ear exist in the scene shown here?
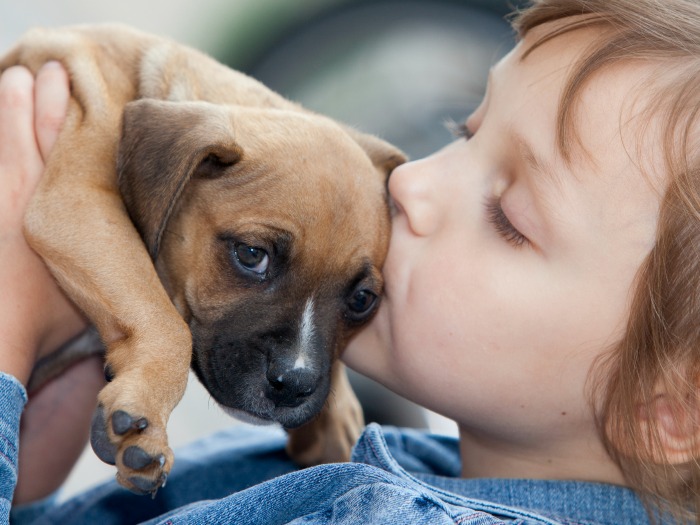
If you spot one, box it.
[638,392,700,464]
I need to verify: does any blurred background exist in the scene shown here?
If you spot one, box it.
[2,0,520,500]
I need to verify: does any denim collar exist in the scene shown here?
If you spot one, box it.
[413,474,651,525]
[353,423,654,525]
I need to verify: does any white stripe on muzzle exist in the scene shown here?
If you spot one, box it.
[294,298,315,370]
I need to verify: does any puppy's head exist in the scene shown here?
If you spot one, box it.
[117,99,405,428]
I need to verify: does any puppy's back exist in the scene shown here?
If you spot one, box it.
[0,24,299,114]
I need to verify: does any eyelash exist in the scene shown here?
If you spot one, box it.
[486,198,529,248]
[448,121,474,140]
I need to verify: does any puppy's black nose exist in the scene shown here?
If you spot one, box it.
[265,367,317,408]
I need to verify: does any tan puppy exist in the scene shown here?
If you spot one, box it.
[0,24,405,496]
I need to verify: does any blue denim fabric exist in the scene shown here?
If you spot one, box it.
[0,373,27,524]
[2,372,660,524]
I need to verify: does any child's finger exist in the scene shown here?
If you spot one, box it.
[34,61,70,162]
[0,66,40,170]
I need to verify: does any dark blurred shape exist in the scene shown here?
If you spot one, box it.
[245,0,515,159]
[222,0,518,429]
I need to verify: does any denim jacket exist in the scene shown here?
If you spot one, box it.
[2,372,656,524]
[142,428,653,525]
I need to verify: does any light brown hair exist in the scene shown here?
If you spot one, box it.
[511,1,700,523]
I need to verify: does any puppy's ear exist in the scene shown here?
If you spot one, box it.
[343,127,407,177]
[117,99,242,260]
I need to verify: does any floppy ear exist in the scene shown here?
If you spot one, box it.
[342,126,407,177]
[117,99,243,260]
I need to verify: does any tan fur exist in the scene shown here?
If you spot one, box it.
[1,24,404,495]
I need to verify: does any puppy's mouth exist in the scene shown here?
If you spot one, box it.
[214,393,328,429]
[190,339,331,429]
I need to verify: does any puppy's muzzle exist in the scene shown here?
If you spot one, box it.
[190,314,333,429]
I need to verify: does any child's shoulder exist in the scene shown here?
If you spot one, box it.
[351,424,652,525]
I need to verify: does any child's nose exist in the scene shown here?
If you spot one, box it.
[388,159,439,237]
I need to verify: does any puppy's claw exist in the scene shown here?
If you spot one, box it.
[127,472,168,498]
[123,445,164,471]
[112,410,148,435]
[90,405,117,465]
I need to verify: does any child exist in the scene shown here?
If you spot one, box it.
[2,0,699,523]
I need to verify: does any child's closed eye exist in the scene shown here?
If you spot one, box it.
[486,197,529,248]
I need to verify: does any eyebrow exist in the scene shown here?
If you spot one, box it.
[485,65,560,186]
[511,129,563,194]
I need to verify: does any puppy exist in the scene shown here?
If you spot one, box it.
[1,24,405,496]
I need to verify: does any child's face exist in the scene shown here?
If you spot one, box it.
[344,26,666,471]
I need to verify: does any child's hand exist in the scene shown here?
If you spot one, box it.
[0,63,65,225]
[0,62,106,505]
[0,62,87,385]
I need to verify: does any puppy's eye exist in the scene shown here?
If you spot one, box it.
[346,288,378,321]
[233,243,269,276]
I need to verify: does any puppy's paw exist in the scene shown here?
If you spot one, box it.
[90,386,173,497]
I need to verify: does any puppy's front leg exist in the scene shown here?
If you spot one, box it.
[286,362,364,465]
[25,104,190,496]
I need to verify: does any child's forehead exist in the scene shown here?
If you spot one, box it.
[498,25,670,185]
